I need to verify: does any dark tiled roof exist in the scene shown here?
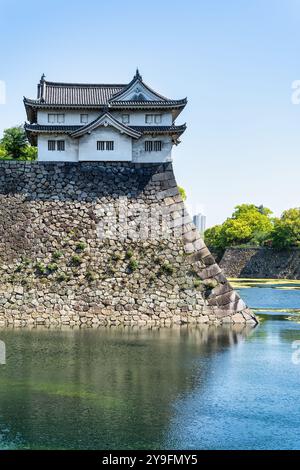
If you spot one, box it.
[24,75,187,109]
[24,124,81,133]
[131,125,186,134]
[25,123,186,136]
[40,82,125,106]
[110,99,187,108]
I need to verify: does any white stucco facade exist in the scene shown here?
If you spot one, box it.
[37,110,100,125]
[132,136,172,163]
[78,127,132,162]
[38,135,78,162]
[37,110,173,127]
[35,111,177,162]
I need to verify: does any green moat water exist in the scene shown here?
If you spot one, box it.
[0,280,300,450]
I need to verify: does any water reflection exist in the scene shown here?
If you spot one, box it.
[166,317,300,450]
[0,325,252,449]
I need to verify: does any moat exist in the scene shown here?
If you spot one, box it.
[0,280,299,450]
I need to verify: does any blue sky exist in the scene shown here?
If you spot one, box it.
[0,0,299,226]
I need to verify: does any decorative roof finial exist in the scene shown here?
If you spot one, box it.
[135,68,142,80]
[40,73,46,83]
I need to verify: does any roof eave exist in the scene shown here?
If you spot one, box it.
[24,124,81,135]
[25,106,36,123]
[24,125,37,146]
[24,103,109,110]
[109,100,187,109]
[136,127,186,137]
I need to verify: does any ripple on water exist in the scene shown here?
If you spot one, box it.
[0,280,299,449]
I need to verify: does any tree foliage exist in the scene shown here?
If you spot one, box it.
[205,204,300,251]
[0,126,37,160]
[22,145,38,161]
[205,204,273,251]
[270,208,300,249]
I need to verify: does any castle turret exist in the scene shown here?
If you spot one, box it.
[24,71,187,163]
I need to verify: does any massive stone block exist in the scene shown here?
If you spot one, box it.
[0,162,257,327]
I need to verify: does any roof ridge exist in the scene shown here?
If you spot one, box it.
[111,98,187,103]
[44,81,126,88]
[130,124,187,128]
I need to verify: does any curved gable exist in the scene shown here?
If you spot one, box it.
[70,112,141,139]
[109,70,169,103]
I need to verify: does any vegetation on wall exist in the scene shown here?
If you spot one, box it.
[0,126,37,161]
[205,204,300,252]
[178,186,187,201]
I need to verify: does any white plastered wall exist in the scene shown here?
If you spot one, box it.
[38,135,79,162]
[78,127,132,162]
[132,136,173,163]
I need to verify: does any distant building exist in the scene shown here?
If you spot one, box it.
[193,213,206,235]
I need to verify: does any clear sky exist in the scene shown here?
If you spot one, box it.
[0,0,299,226]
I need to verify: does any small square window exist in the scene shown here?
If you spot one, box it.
[57,114,65,123]
[106,141,114,151]
[57,140,65,151]
[145,114,153,124]
[145,141,153,152]
[97,141,114,151]
[48,140,56,151]
[122,114,130,124]
[48,114,56,123]
[145,140,162,152]
[154,141,162,151]
[154,115,162,124]
[97,141,105,151]
[80,114,88,124]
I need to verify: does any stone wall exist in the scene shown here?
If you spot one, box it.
[0,162,257,327]
[220,247,300,279]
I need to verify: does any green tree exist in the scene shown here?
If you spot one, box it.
[0,144,7,159]
[22,145,38,161]
[270,208,300,249]
[0,126,28,159]
[204,225,223,250]
[225,204,273,245]
[205,204,273,251]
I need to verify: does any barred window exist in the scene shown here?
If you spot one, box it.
[154,141,162,151]
[97,141,114,151]
[57,140,65,151]
[97,141,105,151]
[106,141,114,151]
[145,141,153,152]
[145,140,162,152]
[48,140,56,151]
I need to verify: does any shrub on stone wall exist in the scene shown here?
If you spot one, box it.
[71,255,82,266]
[128,259,139,272]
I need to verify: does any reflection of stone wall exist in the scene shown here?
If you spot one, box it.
[0,162,256,327]
[0,325,252,449]
[220,247,300,279]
